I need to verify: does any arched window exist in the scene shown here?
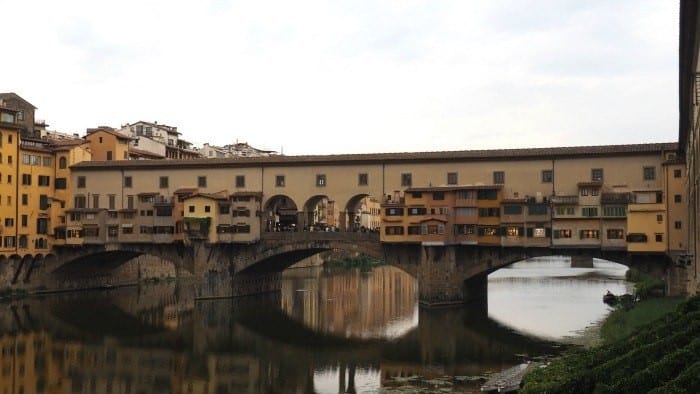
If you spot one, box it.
[59,156,67,169]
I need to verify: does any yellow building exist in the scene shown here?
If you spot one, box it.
[50,139,92,246]
[0,106,21,256]
[182,191,262,244]
[84,126,132,161]
[17,137,55,255]
[476,186,502,245]
[626,190,666,253]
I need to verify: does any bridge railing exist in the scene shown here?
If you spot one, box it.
[261,231,380,243]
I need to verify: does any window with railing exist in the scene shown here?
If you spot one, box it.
[603,206,626,217]
[384,226,404,235]
[581,207,598,217]
[385,207,404,216]
[579,229,599,239]
[503,205,523,215]
[553,229,572,239]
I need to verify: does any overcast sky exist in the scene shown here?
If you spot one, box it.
[1,1,678,155]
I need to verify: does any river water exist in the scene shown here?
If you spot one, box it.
[0,256,631,393]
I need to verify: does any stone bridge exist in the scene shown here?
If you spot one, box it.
[16,233,672,306]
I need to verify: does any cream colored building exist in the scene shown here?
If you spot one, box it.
[68,143,682,256]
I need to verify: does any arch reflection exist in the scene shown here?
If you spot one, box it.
[281,265,418,340]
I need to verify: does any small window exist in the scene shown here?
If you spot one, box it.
[77,176,86,188]
[93,194,100,209]
[54,178,67,189]
[358,173,368,186]
[235,175,245,188]
[204,205,211,213]
[674,194,681,203]
[447,172,458,185]
[656,214,663,223]
[401,173,412,187]
[433,192,445,200]
[591,168,603,182]
[493,171,505,184]
[188,206,195,213]
[109,195,116,210]
[198,176,207,188]
[655,233,663,242]
[643,166,656,181]
[59,157,67,169]
[316,174,326,187]
[542,170,553,183]
[275,175,285,187]
[159,176,169,188]
[674,169,682,178]
[124,176,132,188]
[675,221,682,229]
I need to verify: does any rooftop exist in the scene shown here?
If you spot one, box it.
[72,142,678,171]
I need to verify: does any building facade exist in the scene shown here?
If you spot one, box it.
[66,143,685,258]
[679,0,700,294]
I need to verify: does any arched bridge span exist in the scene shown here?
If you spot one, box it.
[25,233,671,306]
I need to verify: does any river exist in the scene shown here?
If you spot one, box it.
[0,256,631,393]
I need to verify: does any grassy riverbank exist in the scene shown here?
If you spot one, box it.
[325,255,383,269]
[521,295,700,393]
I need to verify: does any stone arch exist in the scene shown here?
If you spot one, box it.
[301,194,333,231]
[263,194,299,232]
[344,193,382,233]
[461,246,630,282]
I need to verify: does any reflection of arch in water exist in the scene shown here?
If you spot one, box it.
[344,194,381,232]
[263,194,299,231]
[228,293,560,365]
[281,266,418,339]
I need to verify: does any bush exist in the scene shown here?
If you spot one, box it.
[521,296,700,393]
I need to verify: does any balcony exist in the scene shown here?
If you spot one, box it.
[601,192,630,204]
[154,196,174,206]
[551,195,578,205]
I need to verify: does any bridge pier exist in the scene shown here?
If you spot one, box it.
[418,245,487,307]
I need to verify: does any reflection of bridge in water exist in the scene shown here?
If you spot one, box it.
[0,269,564,393]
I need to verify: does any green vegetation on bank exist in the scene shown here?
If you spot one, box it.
[521,295,700,393]
[600,297,684,344]
[625,268,665,300]
[325,255,383,269]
